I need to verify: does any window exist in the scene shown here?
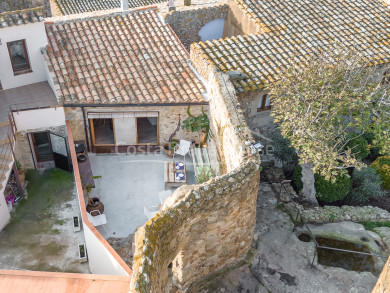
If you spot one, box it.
[257,94,271,112]
[137,117,158,144]
[7,40,31,75]
[90,118,115,145]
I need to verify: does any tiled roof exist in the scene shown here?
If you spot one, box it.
[53,0,166,15]
[0,6,47,28]
[193,0,390,93]
[0,270,131,293]
[44,9,207,105]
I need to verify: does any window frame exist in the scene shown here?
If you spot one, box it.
[7,39,32,76]
[257,94,272,112]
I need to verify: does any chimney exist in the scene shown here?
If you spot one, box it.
[121,0,129,10]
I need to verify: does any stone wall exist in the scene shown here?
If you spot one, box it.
[130,71,260,292]
[283,201,390,224]
[273,182,390,224]
[64,105,208,150]
[222,0,262,38]
[163,4,228,51]
[0,0,51,15]
[14,125,67,170]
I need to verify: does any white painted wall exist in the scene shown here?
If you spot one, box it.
[13,107,65,131]
[0,22,48,90]
[43,57,59,101]
[114,117,136,145]
[83,225,130,276]
[198,18,225,42]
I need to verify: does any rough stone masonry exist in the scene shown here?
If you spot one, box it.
[163,4,228,51]
[130,71,260,292]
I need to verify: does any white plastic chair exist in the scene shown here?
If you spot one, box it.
[144,206,159,220]
[87,210,107,232]
[173,140,191,160]
[158,190,172,205]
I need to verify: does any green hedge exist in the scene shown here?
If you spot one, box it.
[315,173,352,203]
[344,134,370,160]
[370,156,390,189]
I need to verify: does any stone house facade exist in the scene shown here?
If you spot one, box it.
[43,8,209,154]
[191,0,390,137]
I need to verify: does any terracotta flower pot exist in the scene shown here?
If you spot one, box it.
[18,171,25,187]
[86,197,104,216]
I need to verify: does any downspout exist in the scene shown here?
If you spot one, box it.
[81,107,91,152]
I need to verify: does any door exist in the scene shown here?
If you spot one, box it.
[31,132,53,162]
[49,132,72,172]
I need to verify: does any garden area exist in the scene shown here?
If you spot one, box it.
[273,131,390,211]
[0,168,89,273]
[262,47,390,226]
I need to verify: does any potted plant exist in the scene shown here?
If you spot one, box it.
[182,106,210,147]
[83,175,104,216]
[73,216,81,232]
[163,114,181,157]
[78,243,87,263]
[163,139,179,157]
[15,160,25,187]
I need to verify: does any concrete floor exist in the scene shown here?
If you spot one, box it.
[0,169,90,273]
[88,153,196,238]
[0,82,58,122]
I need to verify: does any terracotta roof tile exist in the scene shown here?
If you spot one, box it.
[53,0,166,15]
[0,6,47,28]
[45,9,206,105]
[193,0,390,93]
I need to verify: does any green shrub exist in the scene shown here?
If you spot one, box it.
[271,132,298,173]
[315,173,352,203]
[344,134,370,160]
[370,156,390,189]
[346,167,385,204]
[196,166,215,184]
[360,221,390,230]
[362,132,381,162]
[292,165,303,192]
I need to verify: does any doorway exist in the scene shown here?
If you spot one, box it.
[90,118,115,145]
[30,131,71,172]
[32,132,53,162]
[137,117,158,144]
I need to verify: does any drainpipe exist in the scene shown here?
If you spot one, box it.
[121,0,129,11]
[81,107,91,152]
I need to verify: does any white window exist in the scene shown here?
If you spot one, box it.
[257,94,271,112]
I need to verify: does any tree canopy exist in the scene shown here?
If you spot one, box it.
[266,47,390,181]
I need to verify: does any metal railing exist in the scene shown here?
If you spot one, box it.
[0,117,15,187]
[279,180,386,271]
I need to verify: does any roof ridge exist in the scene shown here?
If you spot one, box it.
[0,5,45,16]
[44,5,158,25]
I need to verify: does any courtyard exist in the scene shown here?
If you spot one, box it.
[0,168,89,273]
[88,153,196,238]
